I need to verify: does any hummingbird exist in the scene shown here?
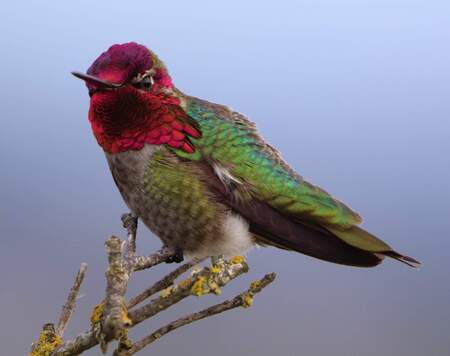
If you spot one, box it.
[72,42,420,268]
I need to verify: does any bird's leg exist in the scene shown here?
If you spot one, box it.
[162,246,184,263]
[121,213,138,237]
[121,213,138,263]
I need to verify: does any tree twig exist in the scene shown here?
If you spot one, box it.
[132,248,177,272]
[127,258,203,309]
[100,236,132,351]
[121,213,138,273]
[30,264,88,355]
[128,257,249,327]
[30,213,276,356]
[56,263,88,337]
[115,273,277,355]
[52,257,250,355]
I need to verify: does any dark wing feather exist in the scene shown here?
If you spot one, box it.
[242,199,383,267]
[198,162,382,267]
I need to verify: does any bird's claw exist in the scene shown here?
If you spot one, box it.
[164,246,184,263]
[121,213,138,231]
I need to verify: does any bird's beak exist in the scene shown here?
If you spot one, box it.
[71,71,122,89]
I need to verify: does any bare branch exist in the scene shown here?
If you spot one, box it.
[121,213,138,271]
[52,246,179,355]
[100,229,181,351]
[53,257,250,355]
[132,248,177,272]
[127,259,203,309]
[31,264,88,355]
[121,214,176,273]
[128,257,249,327]
[116,273,277,355]
[56,263,88,337]
[100,236,132,352]
[51,330,97,356]
[30,213,276,356]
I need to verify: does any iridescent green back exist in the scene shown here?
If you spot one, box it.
[175,96,362,229]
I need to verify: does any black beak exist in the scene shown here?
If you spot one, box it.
[71,71,122,89]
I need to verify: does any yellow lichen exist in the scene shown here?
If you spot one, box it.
[208,280,222,295]
[250,280,262,290]
[178,277,192,289]
[120,303,132,327]
[160,286,174,298]
[118,329,133,350]
[210,265,221,274]
[241,293,254,308]
[30,324,62,356]
[230,255,245,264]
[190,276,208,296]
[90,303,104,327]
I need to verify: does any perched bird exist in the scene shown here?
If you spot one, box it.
[72,42,420,268]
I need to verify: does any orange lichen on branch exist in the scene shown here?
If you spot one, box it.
[230,255,245,264]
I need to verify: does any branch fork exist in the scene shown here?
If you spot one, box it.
[30,213,276,356]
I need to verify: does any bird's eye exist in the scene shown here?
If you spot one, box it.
[134,76,154,91]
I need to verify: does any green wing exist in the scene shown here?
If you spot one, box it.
[170,96,419,267]
[181,96,362,228]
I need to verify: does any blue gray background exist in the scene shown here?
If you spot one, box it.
[1,1,449,355]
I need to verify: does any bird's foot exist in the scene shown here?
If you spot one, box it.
[121,213,138,233]
[162,246,184,263]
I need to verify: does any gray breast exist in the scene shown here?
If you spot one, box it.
[104,144,254,258]
[105,144,160,219]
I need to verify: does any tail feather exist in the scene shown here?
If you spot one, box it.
[382,251,422,269]
[327,225,421,268]
[233,199,384,267]
[238,198,420,268]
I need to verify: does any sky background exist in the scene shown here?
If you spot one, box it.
[1,1,449,355]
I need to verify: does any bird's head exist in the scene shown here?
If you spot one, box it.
[72,42,200,154]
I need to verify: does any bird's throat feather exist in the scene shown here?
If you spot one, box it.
[89,87,201,154]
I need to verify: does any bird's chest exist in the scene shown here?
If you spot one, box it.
[105,144,221,252]
[105,144,161,219]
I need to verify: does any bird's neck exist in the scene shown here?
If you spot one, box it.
[88,87,199,154]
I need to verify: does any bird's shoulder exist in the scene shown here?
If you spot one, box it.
[185,95,287,163]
